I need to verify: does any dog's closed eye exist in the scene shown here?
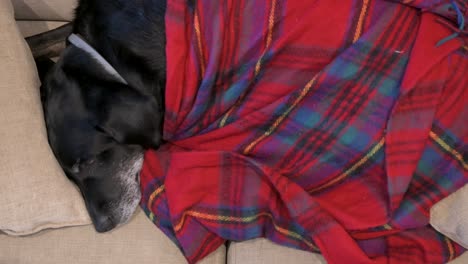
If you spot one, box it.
[93,124,119,142]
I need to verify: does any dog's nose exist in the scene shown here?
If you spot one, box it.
[93,214,115,232]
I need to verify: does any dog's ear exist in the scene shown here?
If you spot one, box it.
[62,45,164,149]
[92,82,163,149]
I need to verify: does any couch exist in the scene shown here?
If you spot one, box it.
[0,0,466,263]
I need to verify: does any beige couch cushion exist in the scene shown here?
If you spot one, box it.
[448,252,468,264]
[228,239,326,264]
[12,0,76,21]
[16,20,67,37]
[227,239,468,264]
[431,184,468,249]
[0,0,91,236]
[0,209,226,264]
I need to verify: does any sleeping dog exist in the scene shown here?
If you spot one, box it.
[38,0,167,232]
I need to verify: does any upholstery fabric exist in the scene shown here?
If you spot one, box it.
[11,0,75,21]
[448,252,468,264]
[228,239,468,264]
[431,184,468,249]
[228,239,326,264]
[0,209,226,264]
[140,0,467,263]
[16,20,67,37]
[0,0,91,236]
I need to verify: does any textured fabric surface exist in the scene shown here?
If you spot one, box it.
[140,0,468,263]
[228,239,326,264]
[431,184,468,249]
[11,0,75,21]
[228,239,468,264]
[448,252,468,264]
[16,20,67,37]
[0,0,91,236]
[0,209,226,264]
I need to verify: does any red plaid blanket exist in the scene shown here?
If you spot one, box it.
[140,0,468,263]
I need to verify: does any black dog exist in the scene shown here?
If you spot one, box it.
[39,0,167,232]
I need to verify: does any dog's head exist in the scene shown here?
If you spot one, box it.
[39,43,163,232]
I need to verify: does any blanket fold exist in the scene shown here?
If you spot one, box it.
[140,0,468,263]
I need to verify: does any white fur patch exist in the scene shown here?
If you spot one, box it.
[110,153,144,226]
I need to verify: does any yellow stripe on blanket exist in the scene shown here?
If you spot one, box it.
[309,137,385,193]
[430,131,467,170]
[173,210,319,251]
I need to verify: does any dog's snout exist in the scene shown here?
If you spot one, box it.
[93,213,115,232]
[86,198,117,232]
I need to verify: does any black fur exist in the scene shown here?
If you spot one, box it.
[40,0,167,232]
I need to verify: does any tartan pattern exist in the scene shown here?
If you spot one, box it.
[140,0,468,263]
